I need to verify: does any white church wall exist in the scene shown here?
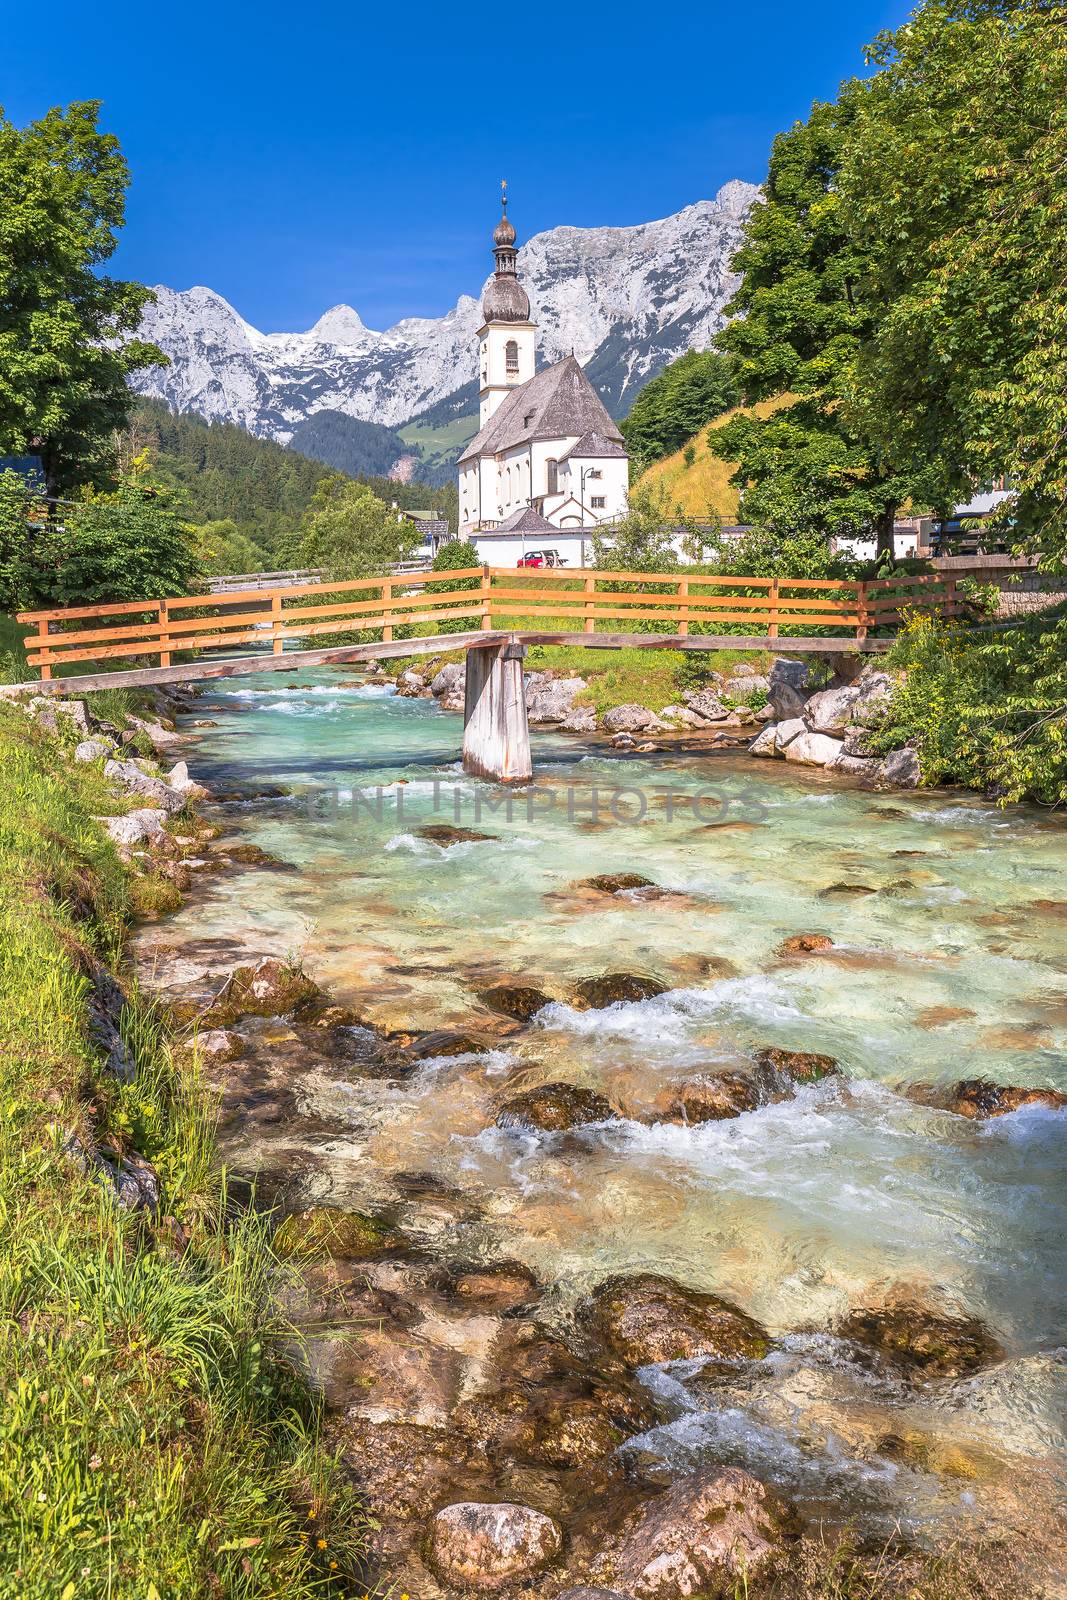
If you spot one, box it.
[479,322,536,424]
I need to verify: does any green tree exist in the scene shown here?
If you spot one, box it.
[0,103,165,497]
[712,100,912,555]
[53,466,202,604]
[284,475,417,579]
[190,518,268,577]
[839,0,1067,562]
[620,351,739,472]
[0,469,60,612]
[592,481,690,573]
[424,538,483,632]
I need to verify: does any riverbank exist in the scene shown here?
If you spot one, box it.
[0,699,371,1597]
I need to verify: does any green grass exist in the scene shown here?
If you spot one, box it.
[0,705,372,1598]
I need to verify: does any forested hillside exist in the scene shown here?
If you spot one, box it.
[620,350,739,473]
[126,399,456,553]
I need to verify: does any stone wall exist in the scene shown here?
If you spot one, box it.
[932,556,1067,619]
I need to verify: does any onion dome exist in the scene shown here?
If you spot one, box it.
[483,183,530,323]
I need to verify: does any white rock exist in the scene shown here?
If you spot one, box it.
[27,696,90,737]
[429,1501,562,1590]
[748,724,780,758]
[126,714,181,749]
[784,730,843,767]
[165,760,210,800]
[97,809,168,846]
[74,737,117,763]
[601,703,662,733]
[525,673,587,724]
[430,662,465,697]
[774,717,806,752]
[804,685,860,735]
[829,749,880,778]
[560,706,597,733]
[105,758,187,815]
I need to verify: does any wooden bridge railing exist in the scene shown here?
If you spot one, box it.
[18,567,964,680]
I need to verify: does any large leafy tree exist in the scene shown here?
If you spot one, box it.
[284,476,418,580]
[839,0,1067,563]
[711,100,913,554]
[0,102,164,497]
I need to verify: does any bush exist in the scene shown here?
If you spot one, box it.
[870,607,1067,804]
[425,538,483,632]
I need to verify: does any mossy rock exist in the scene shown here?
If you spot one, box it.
[206,958,320,1024]
[572,972,668,1009]
[580,873,657,894]
[477,983,553,1022]
[754,1047,839,1085]
[497,1082,618,1132]
[415,823,496,846]
[841,1297,1003,1379]
[584,1272,770,1365]
[274,1207,402,1261]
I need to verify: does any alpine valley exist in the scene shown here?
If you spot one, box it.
[133,181,759,485]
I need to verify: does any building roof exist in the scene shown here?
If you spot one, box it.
[494,506,558,534]
[482,272,531,324]
[459,355,625,464]
[560,430,628,462]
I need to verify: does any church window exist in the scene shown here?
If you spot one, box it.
[505,339,519,374]
[591,496,606,510]
[546,459,559,495]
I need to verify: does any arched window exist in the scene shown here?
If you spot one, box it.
[546,458,558,495]
[505,339,519,374]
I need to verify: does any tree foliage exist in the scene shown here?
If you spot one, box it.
[0,103,164,497]
[712,100,911,552]
[282,476,417,580]
[592,482,690,573]
[839,0,1067,562]
[53,467,203,604]
[620,351,739,472]
[189,518,268,578]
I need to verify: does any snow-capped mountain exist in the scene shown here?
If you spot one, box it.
[133,180,759,467]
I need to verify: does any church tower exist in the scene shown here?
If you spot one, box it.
[477,184,536,427]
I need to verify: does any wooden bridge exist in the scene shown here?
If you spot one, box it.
[16,565,965,782]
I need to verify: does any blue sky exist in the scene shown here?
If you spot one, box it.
[4,0,910,333]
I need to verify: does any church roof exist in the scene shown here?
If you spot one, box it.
[495,506,558,533]
[560,430,629,461]
[459,356,625,464]
[482,272,531,324]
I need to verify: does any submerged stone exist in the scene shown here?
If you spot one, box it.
[415,822,497,846]
[477,982,553,1021]
[403,1028,494,1059]
[443,1260,540,1312]
[651,1071,761,1123]
[778,933,835,955]
[273,1206,402,1261]
[498,1083,618,1132]
[572,972,668,1009]
[584,1272,770,1365]
[591,1465,793,1598]
[819,881,877,897]
[206,957,320,1023]
[429,1501,563,1590]
[580,872,657,894]
[944,1078,1067,1119]
[840,1292,1003,1378]
[754,1047,839,1085]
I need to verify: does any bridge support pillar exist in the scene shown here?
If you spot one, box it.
[462,638,531,783]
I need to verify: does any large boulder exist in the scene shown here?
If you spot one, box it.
[561,705,598,733]
[840,1290,1003,1378]
[573,973,668,1008]
[748,723,779,759]
[784,730,842,767]
[584,1273,769,1366]
[74,736,117,763]
[804,685,860,735]
[97,808,168,847]
[850,668,896,729]
[104,758,186,815]
[683,688,730,723]
[829,749,880,779]
[602,703,662,734]
[768,657,815,721]
[207,957,320,1022]
[165,760,210,801]
[429,1501,562,1591]
[526,674,588,723]
[774,716,805,753]
[498,1083,617,1132]
[430,661,466,697]
[591,1466,793,1598]
[26,696,91,738]
[879,747,921,788]
[478,982,553,1021]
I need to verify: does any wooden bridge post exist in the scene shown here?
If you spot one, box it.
[855,580,869,643]
[462,637,532,783]
[158,599,172,668]
[678,576,689,638]
[271,592,284,655]
[381,578,394,644]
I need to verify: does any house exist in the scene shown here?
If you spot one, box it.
[457,193,629,565]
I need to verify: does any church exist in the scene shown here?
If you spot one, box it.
[457,194,629,565]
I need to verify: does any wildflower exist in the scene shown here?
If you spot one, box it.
[37,1492,47,1503]
[88,1455,102,1470]
[329,1561,337,1570]
[316,1538,327,1550]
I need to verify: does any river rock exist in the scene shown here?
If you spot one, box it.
[840,1291,1003,1378]
[26,695,91,738]
[429,1501,562,1590]
[774,716,805,752]
[526,674,588,723]
[850,668,895,728]
[829,749,881,779]
[778,933,834,954]
[126,713,182,750]
[601,703,662,734]
[918,1078,1067,1119]
[753,1047,839,1086]
[274,1206,402,1260]
[430,661,466,697]
[558,1589,630,1599]
[498,1083,617,1132]
[581,873,657,894]
[416,822,497,845]
[97,808,168,847]
[841,723,875,757]
[478,982,553,1021]
[403,1028,494,1059]
[804,685,860,734]
[194,1027,244,1061]
[879,747,921,787]
[584,1273,769,1366]
[395,669,425,696]
[748,723,779,758]
[164,759,210,800]
[784,729,842,767]
[104,758,187,815]
[444,1260,540,1312]
[591,1466,792,1598]
[683,688,730,723]
[561,705,598,733]
[768,657,814,721]
[208,957,320,1022]
[573,973,668,1008]
[74,736,117,762]
[650,1071,762,1123]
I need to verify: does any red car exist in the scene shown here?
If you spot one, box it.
[517,549,567,568]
